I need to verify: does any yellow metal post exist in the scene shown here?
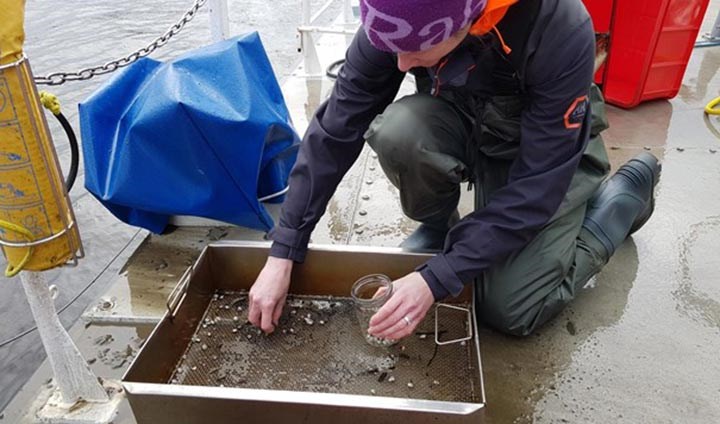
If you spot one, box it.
[1,2,123,421]
[0,0,82,275]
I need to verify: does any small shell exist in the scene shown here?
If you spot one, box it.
[232,328,238,334]
[319,320,326,325]
[191,366,198,371]
[388,376,396,383]
[304,317,314,325]
[419,334,427,339]
[233,316,240,322]
[370,389,376,395]
[433,380,440,385]
[201,344,208,351]
[407,382,414,388]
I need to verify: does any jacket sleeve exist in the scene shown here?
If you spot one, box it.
[269,29,404,262]
[419,17,596,300]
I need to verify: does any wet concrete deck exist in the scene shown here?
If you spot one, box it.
[4,2,720,422]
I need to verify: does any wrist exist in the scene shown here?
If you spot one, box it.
[267,255,293,270]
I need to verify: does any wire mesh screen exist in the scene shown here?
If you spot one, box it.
[169,290,479,403]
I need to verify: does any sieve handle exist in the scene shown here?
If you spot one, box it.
[434,303,473,346]
[166,264,193,320]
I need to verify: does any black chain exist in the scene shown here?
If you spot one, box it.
[34,0,208,86]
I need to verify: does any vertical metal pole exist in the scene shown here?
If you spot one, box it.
[343,0,353,24]
[300,0,322,77]
[20,272,108,404]
[301,0,311,26]
[343,0,355,46]
[209,0,230,42]
[710,8,720,40]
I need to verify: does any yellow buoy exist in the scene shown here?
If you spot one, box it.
[0,0,82,276]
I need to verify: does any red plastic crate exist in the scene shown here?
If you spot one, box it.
[602,0,711,108]
[581,0,615,84]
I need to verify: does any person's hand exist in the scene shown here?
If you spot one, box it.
[367,272,434,340]
[248,256,293,334]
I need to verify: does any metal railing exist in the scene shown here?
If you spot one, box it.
[696,7,720,47]
[298,0,357,78]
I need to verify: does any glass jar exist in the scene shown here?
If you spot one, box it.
[351,274,397,347]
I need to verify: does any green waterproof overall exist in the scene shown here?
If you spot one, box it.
[365,86,611,336]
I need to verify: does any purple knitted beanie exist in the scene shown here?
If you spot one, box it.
[360,0,488,53]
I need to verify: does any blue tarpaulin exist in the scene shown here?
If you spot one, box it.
[79,33,300,233]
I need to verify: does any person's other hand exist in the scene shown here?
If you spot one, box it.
[367,272,434,340]
[248,256,293,334]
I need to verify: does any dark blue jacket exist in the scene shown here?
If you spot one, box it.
[269,0,596,300]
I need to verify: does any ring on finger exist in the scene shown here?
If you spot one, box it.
[403,316,412,326]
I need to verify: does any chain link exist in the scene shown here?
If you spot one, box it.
[34,0,208,86]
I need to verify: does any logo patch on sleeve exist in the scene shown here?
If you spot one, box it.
[564,95,589,129]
